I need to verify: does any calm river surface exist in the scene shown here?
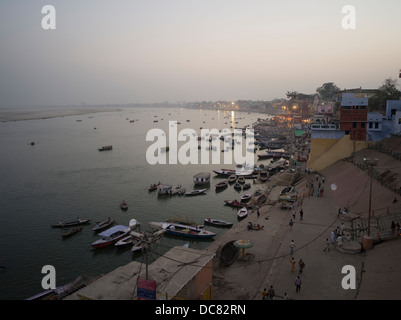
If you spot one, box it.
[0,106,272,299]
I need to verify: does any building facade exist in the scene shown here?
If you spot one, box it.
[339,93,368,141]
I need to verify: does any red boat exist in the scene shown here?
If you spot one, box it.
[91,225,131,249]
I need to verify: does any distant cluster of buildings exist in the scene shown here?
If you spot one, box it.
[310,93,401,141]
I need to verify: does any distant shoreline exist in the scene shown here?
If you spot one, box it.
[0,107,122,122]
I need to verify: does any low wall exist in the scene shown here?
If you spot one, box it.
[307,135,368,172]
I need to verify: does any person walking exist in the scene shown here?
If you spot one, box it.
[290,256,296,272]
[295,276,302,292]
[299,208,303,221]
[331,230,335,244]
[298,259,305,274]
[262,288,267,300]
[289,240,296,255]
[323,238,330,252]
[292,208,296,220]
[289,219,294,231]
[267,286,275,300]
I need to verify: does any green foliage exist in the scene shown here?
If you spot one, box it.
[369,78,401,112]
[316,82,340,101]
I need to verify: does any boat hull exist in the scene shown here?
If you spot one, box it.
[165,229,215,239]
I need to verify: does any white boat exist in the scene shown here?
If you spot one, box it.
[131,239,146,253]
[115,235,133,247]
[237,207,248,219]
[240,193,252,202]
[150,222,216,239]
[171,185,182,195]
[184,189,207,196]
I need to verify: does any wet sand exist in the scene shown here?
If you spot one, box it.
[0,107,120,122]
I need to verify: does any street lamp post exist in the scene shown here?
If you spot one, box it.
[362,157,378,250]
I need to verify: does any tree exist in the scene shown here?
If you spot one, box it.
[286,91,299,100]
[369,78,401,112]
[316,82,340,101]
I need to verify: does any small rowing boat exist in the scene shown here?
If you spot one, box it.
[92,218,114,232]
[61,226,82,238]
[119,201,128,210]
[184,189,207,196]
[51,218,91,228]
[204,218,233,228]
[237,207,248,219]
[215,181,228,190]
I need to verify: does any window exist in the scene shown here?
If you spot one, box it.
[369,122,373,128]
[375,122,379,129]
[361,122,365,128]
[345,130,350,135]
[353,122,357,128]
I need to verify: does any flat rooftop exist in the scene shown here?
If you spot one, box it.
[65,246,215,300]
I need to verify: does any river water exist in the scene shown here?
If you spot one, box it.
[0,106,272,299]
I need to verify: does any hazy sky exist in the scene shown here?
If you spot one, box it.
[0,0,400,107]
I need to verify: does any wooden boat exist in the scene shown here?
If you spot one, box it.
[91,225,131,249]
[51,218,92,228]
[98,145,112,151]
[170,185,182,195]
[119,201,128,210]
[234,183,242,191]
[240,193,252,202]
[224,200,244,208]
[215,181,228,190]
[154,222,216,239]
[204,218,233,228]
[242,183,251,190]
[213,169,253,177]
[184,189,207,196]
[61,226,82,238]
[115,235,133,247]
[237,207,248,219]
[92,218,114,232]
[257,154,272,160]
[238,176,245,184]
[256,194,267,205]
[278,186,297,202]
[228,175,237,184]
[26,275,89,300]
[258,170,269,182]
[165,216,203,229]
[131,239,146,253]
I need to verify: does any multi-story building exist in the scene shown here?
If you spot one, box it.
[339,93,368,141]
